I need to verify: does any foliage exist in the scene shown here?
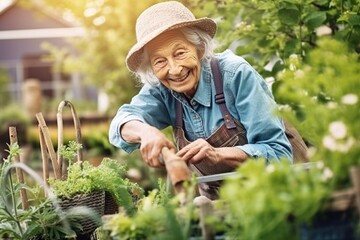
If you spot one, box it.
[32,0,164,111]
[0,144,78,239]
[58,140,82,164]
[102,179,197,240]
[275,38,360,188]
[0,67,10,107]
[188,0,360,79]
[217,159,332,240]
[49,141,144,214]
[0,104,31,132]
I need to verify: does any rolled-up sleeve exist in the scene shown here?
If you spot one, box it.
[109,109,143,153]
[108,84,172,153]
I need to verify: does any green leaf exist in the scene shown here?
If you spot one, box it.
[278,8,300,25]
[305,11,327,30]
[348,13,360,26]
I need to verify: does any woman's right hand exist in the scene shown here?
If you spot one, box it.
[121,120,175,167]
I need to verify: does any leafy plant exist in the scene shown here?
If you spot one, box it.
[0,144,78,239]
[102,179,198,240]
[189,0,360,79]
[49,141,144,215]
[217,159,332,240]
[275,38,360,188]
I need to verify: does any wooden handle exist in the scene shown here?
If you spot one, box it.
[161,147,191,194]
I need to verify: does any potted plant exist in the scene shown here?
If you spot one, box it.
[48,141,143,234]
[0,143,80,239]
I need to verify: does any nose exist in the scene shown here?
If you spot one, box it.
[168,60,182,75]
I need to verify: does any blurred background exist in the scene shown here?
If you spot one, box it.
[0,0,359,191]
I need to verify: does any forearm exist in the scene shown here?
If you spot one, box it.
[121,120,150,144]
[216,147,249,168]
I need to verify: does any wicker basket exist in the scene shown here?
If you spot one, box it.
[59,190,105,234]
[104,191,119,215]
[37,100,107,236]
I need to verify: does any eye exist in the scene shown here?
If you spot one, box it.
[176,50,186,58]
[153,58,167,68]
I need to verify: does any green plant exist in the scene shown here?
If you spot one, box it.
[0,144,79,239]
[49,141,144,215]
[217,159,332,240]
[0,67,10,107]
[102,179,198,240]
[189,0,360,79]
[0,104,31,133]
[275,38,360,188]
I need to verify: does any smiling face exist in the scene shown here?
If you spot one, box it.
[144,29,202,98]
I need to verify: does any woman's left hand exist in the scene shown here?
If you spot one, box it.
[176,139,219,165]
[176,139,248,167]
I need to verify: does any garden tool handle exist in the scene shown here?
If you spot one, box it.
[160,147,191,195]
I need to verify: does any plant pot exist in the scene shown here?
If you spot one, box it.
[59,190,105,235]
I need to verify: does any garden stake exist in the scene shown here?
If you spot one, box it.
[57,100,83,176]
[38,125,49,184]
[8,126,29,210]
[350,166,360,215]
[36,112,61,179]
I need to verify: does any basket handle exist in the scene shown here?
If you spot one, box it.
[57,100,83,173]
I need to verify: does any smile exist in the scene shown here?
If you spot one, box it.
[169,71,190,82]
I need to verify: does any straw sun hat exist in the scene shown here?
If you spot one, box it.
[126,1,217,72]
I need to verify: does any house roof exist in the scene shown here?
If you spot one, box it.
[0,0,84,40]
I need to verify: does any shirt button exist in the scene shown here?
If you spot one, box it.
[191,100,196,106]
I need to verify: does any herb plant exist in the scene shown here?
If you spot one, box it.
[49,141,144,215]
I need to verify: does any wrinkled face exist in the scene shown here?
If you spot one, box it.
[144,29,202,98]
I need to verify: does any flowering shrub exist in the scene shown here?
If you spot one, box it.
[275,38,360,188]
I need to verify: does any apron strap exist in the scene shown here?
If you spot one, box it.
[210,58,236,129]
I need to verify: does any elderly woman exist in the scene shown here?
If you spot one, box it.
[109,1,293,199]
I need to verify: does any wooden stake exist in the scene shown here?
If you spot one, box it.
[8,127,29,210]
[350,166,360,215]
[38,125,49,184]
[35,112,61,179]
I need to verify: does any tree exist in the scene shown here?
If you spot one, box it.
[31,0,163,111]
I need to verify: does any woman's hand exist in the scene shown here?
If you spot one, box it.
[121,120,175,167]
[176,138,248,168]
[139,126,175,167]
[176,139,219,165]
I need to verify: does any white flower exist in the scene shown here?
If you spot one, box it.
[341,94,358,105]
[307,146,317,159]
[322,135,355,153]
[326,101,338,109]
[322,135,337,151]
[266,164,275,173]
[337,137,355,152]
[315,26,332,36]
[322,167,333,181]
[329,121,347,139]
[316,161,324,169]
[295,69,305,79]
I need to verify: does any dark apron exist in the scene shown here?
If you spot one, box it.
[173,58,248,200]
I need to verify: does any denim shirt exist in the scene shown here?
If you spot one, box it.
[109,50,293,162]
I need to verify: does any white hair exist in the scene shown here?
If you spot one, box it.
[135,27,216,85]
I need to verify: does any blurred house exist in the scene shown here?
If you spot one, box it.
[0,0,95,106]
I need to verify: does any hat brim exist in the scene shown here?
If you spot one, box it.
[126,18,217,73]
